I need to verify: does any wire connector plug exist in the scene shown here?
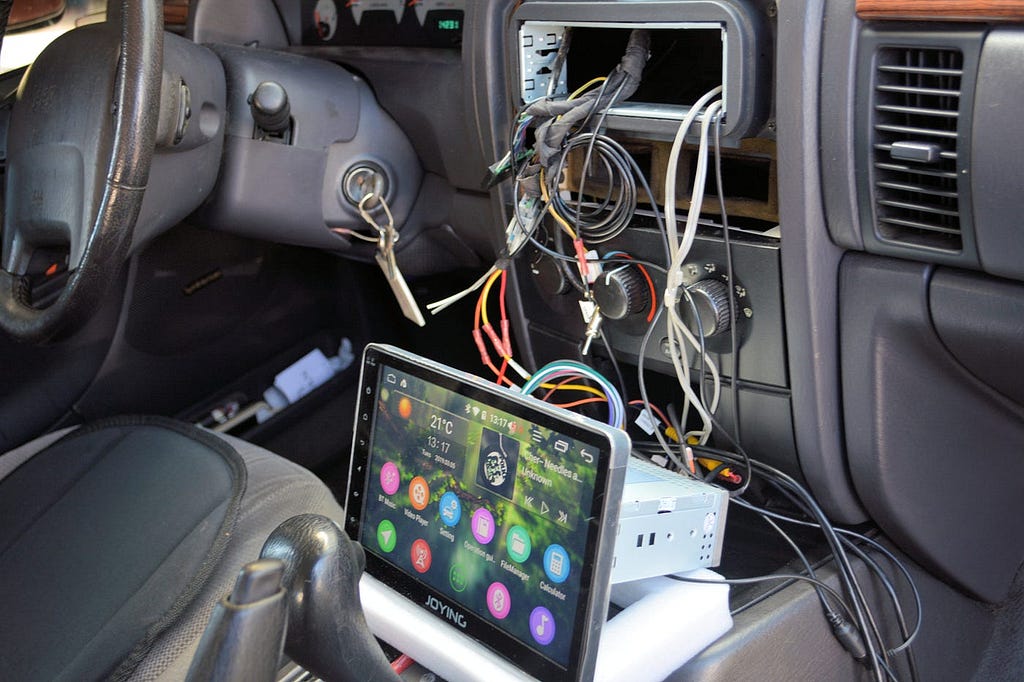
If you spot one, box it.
[827,612,867,661]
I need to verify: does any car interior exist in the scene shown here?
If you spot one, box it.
[1,0,1023,680]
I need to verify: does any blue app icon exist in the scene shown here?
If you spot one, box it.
[543,544,570,584]
[439,491,462,527]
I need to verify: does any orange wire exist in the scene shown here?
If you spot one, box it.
[628,400,671,426]
[552,396,608,409]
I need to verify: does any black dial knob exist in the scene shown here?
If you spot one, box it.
[249,81,290,133]
[684,279,733,337]
[593,266,650,320]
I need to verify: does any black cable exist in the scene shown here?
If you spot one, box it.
[713,115,742,446]
[667,572,853,612]
[731,497,923,661]
[693,446,886,680]
[840,538,920,682]
[758,513,853,621]
[526,235,669,275]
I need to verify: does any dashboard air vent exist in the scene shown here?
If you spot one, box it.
[871,47,963,251]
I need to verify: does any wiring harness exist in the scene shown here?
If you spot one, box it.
[422,26,923,682]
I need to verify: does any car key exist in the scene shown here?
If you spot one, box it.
[358,194,426,327]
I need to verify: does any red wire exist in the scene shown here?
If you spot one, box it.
[391,654,415,674]
[496,357,509,386]
[499,269,508,323]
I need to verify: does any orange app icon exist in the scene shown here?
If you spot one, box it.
[409,476,430,511]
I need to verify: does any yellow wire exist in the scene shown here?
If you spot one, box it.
[539,382,607,399]
[479,270,502,328]
[567,76,607,101]
[539,168,577,240]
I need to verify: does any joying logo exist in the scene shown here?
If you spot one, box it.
[425,595,468,628]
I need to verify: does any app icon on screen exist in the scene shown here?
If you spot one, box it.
[380,461,400,496]
[376,519,397,553]
[543,544,570,584]
[506,525,532,563]
[476,427,519,500]
[471,507,495,544]
[449,563,469,592]
[439,491,462,527]
[409,476,430,511]
[486,581,512,619]
[529,606,556,646]
[411,538,432,573]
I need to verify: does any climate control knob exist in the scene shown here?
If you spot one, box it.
[683,279,733,338]
[593,266,650,320]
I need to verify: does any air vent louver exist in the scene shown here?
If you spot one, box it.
[872,47,963,251]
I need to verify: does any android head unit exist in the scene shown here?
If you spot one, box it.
[346,344,629,681]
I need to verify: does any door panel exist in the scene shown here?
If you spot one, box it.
[840,253,1024,602]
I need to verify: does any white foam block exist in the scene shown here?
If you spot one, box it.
[595,569,733,682]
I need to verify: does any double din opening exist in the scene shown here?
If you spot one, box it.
[519,22,728,122]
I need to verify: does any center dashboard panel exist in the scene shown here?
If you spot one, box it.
[302,0,466,47]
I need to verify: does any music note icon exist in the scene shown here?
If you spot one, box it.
[530,607,556,645]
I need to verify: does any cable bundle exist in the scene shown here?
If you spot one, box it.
[522,360,626,429]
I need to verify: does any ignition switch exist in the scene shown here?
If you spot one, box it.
[341,163,390,209]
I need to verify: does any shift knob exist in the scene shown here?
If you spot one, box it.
[249,81,290,133]
[260,514,399,682]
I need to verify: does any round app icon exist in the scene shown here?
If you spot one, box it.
[410,538,432,574]
[409,476,430,511]
[471,507,495,544]
[449,563,469,593]
[543,544,570,584]
[376,519,397,553]
[529,606,556,646]
[439,491,462,527]
[505,525,532,563]
[486,581,512,619]
[380,462,400,496]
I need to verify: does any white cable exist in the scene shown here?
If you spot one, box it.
[662,98,724,445]
[664,86,722,257]
[426,265,499,314]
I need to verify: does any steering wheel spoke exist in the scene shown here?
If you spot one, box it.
[0,2,162,342]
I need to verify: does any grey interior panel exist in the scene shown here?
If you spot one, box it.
[840,253,1024,603]
[971,28,1024,281]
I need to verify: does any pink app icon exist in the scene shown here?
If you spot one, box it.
[380,462,400,495]
[471,508,495,544]
[486,581,512,619]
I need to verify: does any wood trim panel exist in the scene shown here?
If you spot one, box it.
[857,0,1024,21]
[164,0,189,27]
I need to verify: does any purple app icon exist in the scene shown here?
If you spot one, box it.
[380,462,400,495]
[471,507,495,544]
[529,606,556,646]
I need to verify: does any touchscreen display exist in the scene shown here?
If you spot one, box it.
[349,349,622,679]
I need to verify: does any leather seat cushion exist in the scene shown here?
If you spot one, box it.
[0,416,246,681]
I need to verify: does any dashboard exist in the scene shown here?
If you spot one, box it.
[176,1,1024,678]
[303,0,465,47]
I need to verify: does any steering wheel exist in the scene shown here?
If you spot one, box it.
[0,1,163,343]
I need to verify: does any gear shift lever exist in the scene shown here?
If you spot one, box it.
[260,514,400,682]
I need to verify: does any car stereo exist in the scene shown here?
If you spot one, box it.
[346,344,629,681]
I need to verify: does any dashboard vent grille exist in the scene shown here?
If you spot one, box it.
[872,47,963,251]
